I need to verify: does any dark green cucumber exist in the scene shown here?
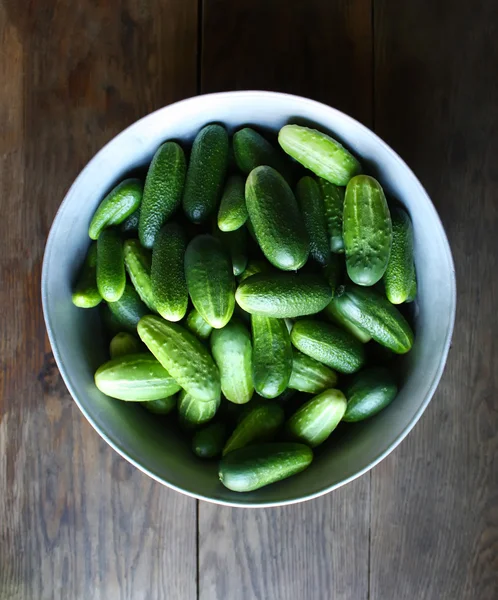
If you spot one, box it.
[100,304,124,337]
[222,403,284,456]
[216,227,248,276]
[237,259,272,283]
[192,422,227,458]
[107,283,149,333]
[219,442,313,492]
[318,178,345,253]
[251,315,292,398]
[290,319,366,374]
[89,179,143,240]
[323,300,372,343]
[323,253,344,298]
[289,350,338,393]
[139,142,186,248]
[295,176,331,266]
[185,309,213,340]
[217,175,248,232]
[142,395,177,415]
[178,390,220,430]
[233,127,291,182]
[245,166,309,271]
[109,332,143,358]
[343,367,398,422]
[183,124,229,223]
[96,229,126,302]
[151,223,188,321]
[123,239,156,311]
[72,242,102,308]
[120,205,141,234]
[383,207,416,304]
[406,271,417,302]
[343,175,392,286]
[184,234,235,329]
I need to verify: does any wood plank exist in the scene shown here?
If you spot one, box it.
[371,1,498,599]
[0,2,198,599]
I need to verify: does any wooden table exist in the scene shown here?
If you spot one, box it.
[1,1,496,599]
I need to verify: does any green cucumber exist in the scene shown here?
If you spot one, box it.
[278,124,361,186]
[89,179,143,240]
[383,207,416,304]
[123,239,156,311]
[151,223,188,321]
[323,253,344,298]
[120,205,141,234]
[183,124,229,223]
[72,242,102,308]
[343,367,398,422]
[95,353,180,401]
[333,284,414,353]
[323,300,372,343]
[96,229,126,302]
[296,176,330,266]
[238,259,271,283]
[251,315,292,398]
[245,166,309,271]
[192,422,227,458]
[139,142,186,248]
[211,320,254,405]
[217,175,248,232]
[137,315,221,402]
[406,271,417,302]
[343,175,392,286]
[185,309,213,340]
[233,127,291,182]
[100,304,123,337]
[290,319,366,374]
[107,283,149,333]
[184,234,235,329]
[236,272,332,318]
[142,395,177,415]
[317,178,345,253]
[219,442,313,492]
[178,389,220,430]
[289,350,338,394]
[216,227,248,276]
[222,403,284,456]
[109,332,143,358]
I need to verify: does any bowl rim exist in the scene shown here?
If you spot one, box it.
[42,90,457,508]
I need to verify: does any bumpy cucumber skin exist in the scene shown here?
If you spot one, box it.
[289,350,338,394]
[120,205,141,234]
[123,239,156,311]
[245,166,309,271]
[183,124,229,224]
[219,442,313,492]
[216,227,248,276]
[296,176,331,266]
[251,315,292,398]
[217,175,248,232]
[96,229,126,302]
[151,223,188,321]
[178,390,220,430]
[383,207,416,304]
[236,272,332,318]
[141,395,177,415]
[343,367,398,422]
[323,300,372,343]
[233,127,292,182]
[211,320,254,405]
[72,242,102,308]
[109,332,143,358]
[317,178,345,253]
[107,283,149,333]
[291,319,366,374]
[185,309,213,340]
[139,142,186,248]
[278,125,361,186]
[343,175,392,286]
[89,178,143,240]
[137,315,221,402]
[222,403,284,456]
[192,422,227,458]
[185,234,235,329]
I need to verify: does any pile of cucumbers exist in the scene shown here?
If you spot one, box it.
[72,122,416,493]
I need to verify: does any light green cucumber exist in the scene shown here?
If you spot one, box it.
[289,350,338,394]
[383,206,416,304]
[318,178,345,253]
[109,332,143,358]
[192,422,227,458]
[178,390,220,430]
[233,127,292,182]
[89,179,143,240]
[217,175,248,232]
[323,300,372,343]
[222,403,284,456]
[107,283,149,333]
[185,309,213,340]
[123,239,156,311]
[96,229,126,302]
[72,242,102,308]
[296,176,330,266]
[343,367,398,422]
[142,395,177,415]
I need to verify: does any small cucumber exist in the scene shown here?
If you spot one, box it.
[222,403,284,456]
[178,389,220,430]
[185,309,213,340]
[236,272,332,318]
[343,367,398,422]
[251,315,292,398]
[142,395,177,415]
[323,253,344,298]
[211,320,254,405]
[406,271,417,302]
[278,124,361,186]
[317,178,345,253]
[96,229,126,302]
[233,127,291,182]
[151,223,188,321]
[95,353,180,401]
[296,176,331,266]
[109,332,143,358]
[219,442,313,492]
[120,205,141,234]
[289,350,338,394]
[72,242,102,308]
[89,179,143,240]
[123,239,156,311]
[383,207,416,304]
[343,175,392,286]
[217,175,248,232]
[139,141,186,248]
[184,234,235,329]
[107,283,149,333]
[323,300,372,343]
[237,259,271,283]
[183,124,229,223]
[290,319,366,374]
[137,315,221,402]
[245,166,309,271]
[192,422,228,458]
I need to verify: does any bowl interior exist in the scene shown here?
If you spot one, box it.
[42,92,455,507]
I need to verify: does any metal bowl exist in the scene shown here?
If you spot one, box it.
[42,91,456,507]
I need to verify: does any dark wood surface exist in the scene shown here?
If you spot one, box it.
[0,1,496,599]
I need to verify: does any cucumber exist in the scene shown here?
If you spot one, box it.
[233,127,291,182]
[245,166,309,270]
[120,205,141,234]
[323,300,372,343]
[333,284,414,354]
[107,283,149,333]
[151,223,188,321]
[123,239,156,311]
[343,367,398,422]
[406,271,417,302]
[343,175,392,286]
[184,234,235,329]
[139,141,186,248]
[278,124,361,186]
[290,319,366,374]
[219,442,313,492]
[383,207,416,304]
[137,315,221,402]
[323,253,344,298]
[222,403,284,456]
[185,309,213,340]
[183,124,229,223]
[178,389,220,430]
[72,242,102,308]
[192,422,227,458]
[296,176,330,266]
[96,229,126,302]
[95,353,180,401]
[216,227,248,276]
[251,315,292,398]
[286,389,347,447]
[236,272,332,318]
[317,178,345,253]
[109,332,143,358]
[289,350,338,393]
[142,395,177,415]
[89,179,143,240]
[237,259,271,283]
[217,175,248,232]
[211,320,254,405]
[100,304,123,337]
